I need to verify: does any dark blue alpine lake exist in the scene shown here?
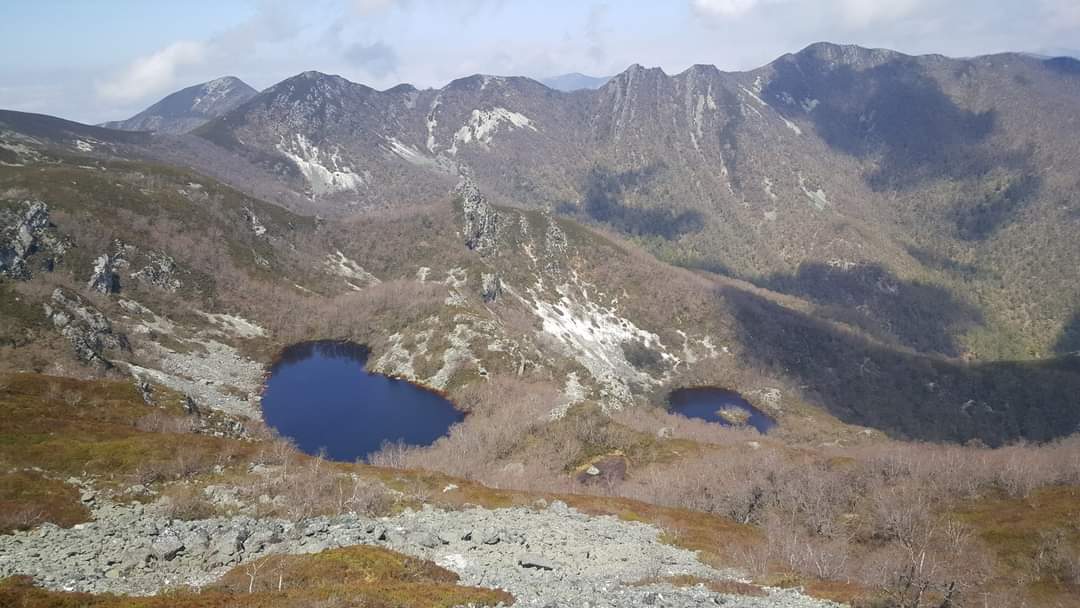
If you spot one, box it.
[668,387,776,434]
[261,341,463,462]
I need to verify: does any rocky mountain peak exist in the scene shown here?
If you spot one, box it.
[100,76,256,134]
[791,41,902,69]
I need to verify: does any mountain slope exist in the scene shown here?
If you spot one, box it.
[179,44,1080,361]
[100,76,257,134]
[541,72,611,91]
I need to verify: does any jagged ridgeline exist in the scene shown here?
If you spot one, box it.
[75,43,1074,364]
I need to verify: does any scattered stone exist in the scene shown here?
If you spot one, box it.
[518,554,557,571]
[0,499,843,608]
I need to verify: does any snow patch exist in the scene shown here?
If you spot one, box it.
[277,133,363,196]
[74,139,95,152]
[781,116,802,135]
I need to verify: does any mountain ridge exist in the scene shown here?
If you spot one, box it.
[100,76,257,134]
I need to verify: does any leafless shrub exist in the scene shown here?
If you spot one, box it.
[163,485,216,520]
[1034,528,1080,585]
[135,411,196,434]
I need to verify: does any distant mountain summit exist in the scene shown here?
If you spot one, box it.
[540,73,611,91]
[101,76,257,134]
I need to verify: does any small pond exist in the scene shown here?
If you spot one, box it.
[668,387,776,434]
[261,341,463,462]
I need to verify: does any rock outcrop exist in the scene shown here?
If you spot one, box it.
[131,251,181,292]
[87,253,121,294]
[458,179,500,257]
[43,289,129,366]
[0,200,64,279]
[480,272,502,302]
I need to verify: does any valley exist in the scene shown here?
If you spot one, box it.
[1,40,1078,608]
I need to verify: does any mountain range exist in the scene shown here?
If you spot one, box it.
[101,43,1080,362]
[3,41,1080,443]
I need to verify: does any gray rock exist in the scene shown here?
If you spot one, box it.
[458,178,501,257]
[518,553,558,571]
[44,289,128,366]
[131,251,181,292]
[87,253,121,294]
[151,536,184,561]
[480,272,503,302]
[413,531,444,549]
[243,527,281,554]
[0,200,59,279]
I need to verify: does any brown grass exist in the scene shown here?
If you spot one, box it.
[631,574,768,597]
[0,470,90,534]
[0,545,512,607]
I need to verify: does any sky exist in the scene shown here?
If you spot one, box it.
[2,0,1079,124]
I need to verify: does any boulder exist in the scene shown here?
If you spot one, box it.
[518,554,558,571]
[413,531,444,549]
[87,254,121,294]
[151,536,184,561]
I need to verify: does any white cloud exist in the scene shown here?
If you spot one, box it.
[835,0,925,29]
[691,0,767,18]
[353,0,406,15]
[692,0,925,29]
[96,41,207,102]
[1041,0,1080,30]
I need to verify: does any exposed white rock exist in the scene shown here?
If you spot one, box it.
[798,172,830,210]
[124,336,263,419]
[277,133,363,196]
[550,371,588,419]
[527,281,674,410]
[449,107,537,155]
[196,311,267,339]
[739,85,768,107]
[325,250,380,288]
[384,137,431,166]
[428,322,485,389]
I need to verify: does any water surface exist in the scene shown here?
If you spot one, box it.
[668,387,776,434]
[261,341,463,461]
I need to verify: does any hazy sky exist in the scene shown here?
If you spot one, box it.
[2,0,1078,124]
